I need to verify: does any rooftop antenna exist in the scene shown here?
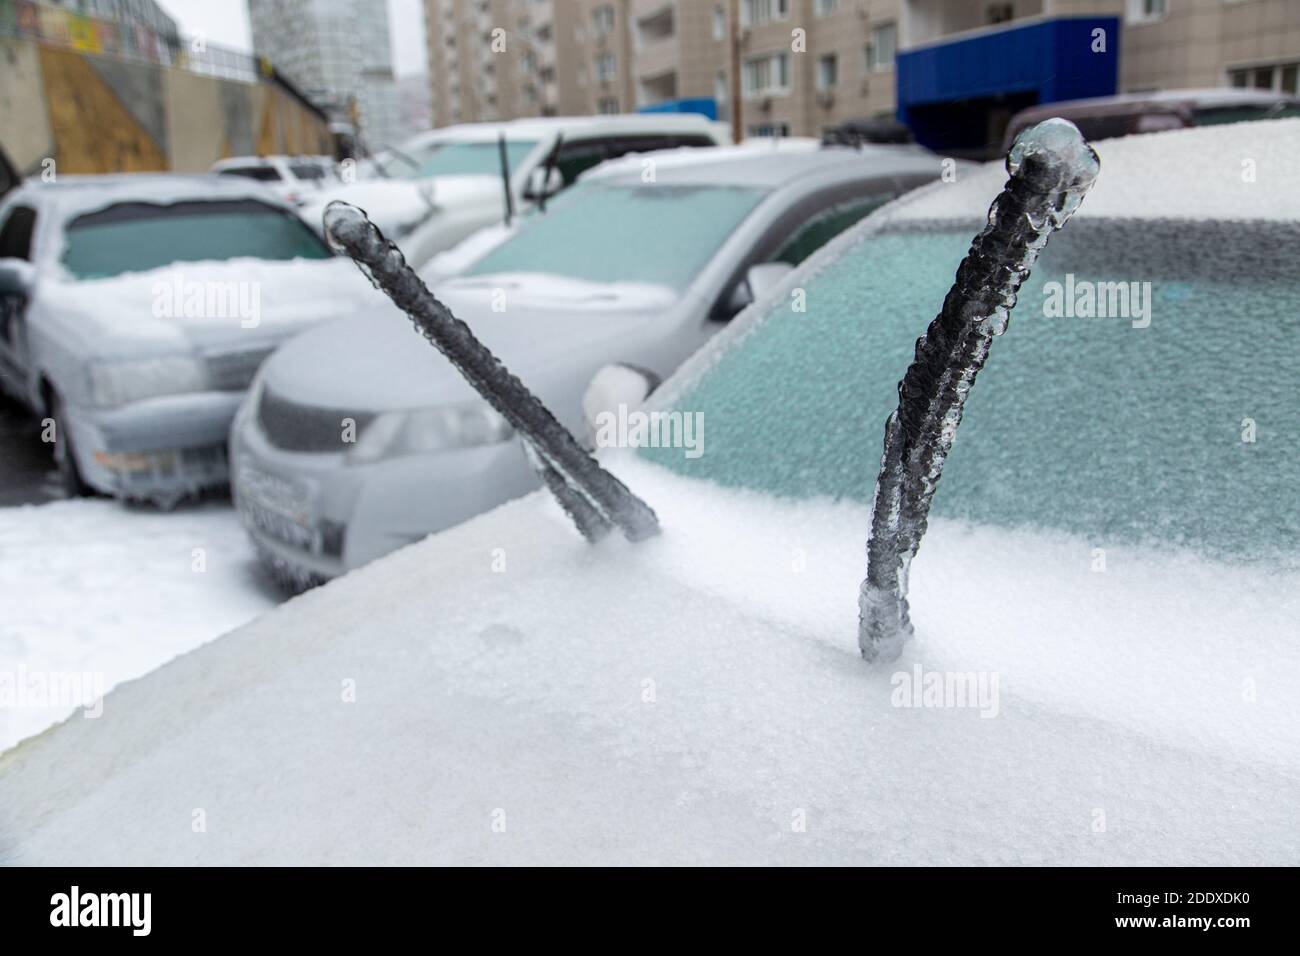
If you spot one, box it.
[497,131,516,227]
[858,119,1100,662]
[323,202,660,544]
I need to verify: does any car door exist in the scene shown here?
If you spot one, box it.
[708,176,922,321]
[0,202,38,399]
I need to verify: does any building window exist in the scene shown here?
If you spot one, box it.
[817,53,838,91]
[741,0,790,28]
[1126,0,1168,23]
[715,70,728,107]
[595,52,617,83]
[864,22,896,73]
[742,51,791,96]
[592,4,615,37]
[747,121,792,137]
[814,0,839,15]
[1227,61,1300,94]
[597,95,621,114]
[986,3,1014,25]
[712,5,726,41]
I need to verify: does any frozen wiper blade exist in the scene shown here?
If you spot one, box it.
[323,201,660,543]
[858,118,1100,662]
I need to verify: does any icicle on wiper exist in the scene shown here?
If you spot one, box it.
[323,201,661,543]
[858,118,1100,663]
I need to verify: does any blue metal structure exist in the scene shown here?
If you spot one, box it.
[896,16,1120,154]
[637,97,720,121]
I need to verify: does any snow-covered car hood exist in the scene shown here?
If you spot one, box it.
[298,175,503,239]
[2,454,1295,865]
[261,275,678,410]
[35,258,378,359]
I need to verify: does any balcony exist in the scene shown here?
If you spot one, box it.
[896,14,1120,157]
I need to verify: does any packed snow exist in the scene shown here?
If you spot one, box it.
[0,500,276,754]
[896,118,1300,223]
[2,456,1295,865]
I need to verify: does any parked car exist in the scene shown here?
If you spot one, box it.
[297,114,729,269]
[0,174,382,505]
[1001,87,1300,153]
[7,120,1296,865]
[230,144,948,587]
[210,155,338,206]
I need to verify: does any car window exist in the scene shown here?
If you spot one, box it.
[641,217,1300,564]
[408,140,540,179]
[1193,103,1300,125]
[217,166,283,182]
[553,138,609,186]
[61,199,331,279]
[462,181,769,292]
[0,205,37,261]
[289,163,328,180]
[771,192,893,266]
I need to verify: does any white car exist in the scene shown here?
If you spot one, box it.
[210,155,338,207]
[297,114,728,269]
[230,145,947,587]
[0,174,380,505]
[3,121,1297,865]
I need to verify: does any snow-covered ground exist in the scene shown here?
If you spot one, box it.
[0,499,277,753]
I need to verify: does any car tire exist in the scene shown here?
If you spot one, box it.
[51,393,93,499]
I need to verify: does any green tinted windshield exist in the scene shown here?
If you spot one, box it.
[464,182,769,291]
[642,218,1300,563]
[62,200,331,279]
[406,140,539,178]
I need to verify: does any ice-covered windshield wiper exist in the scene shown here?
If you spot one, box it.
[859,118,1100,662]
[323,201,660,543]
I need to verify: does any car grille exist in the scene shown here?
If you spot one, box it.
[206,346,275,391]
[256,384,376,453]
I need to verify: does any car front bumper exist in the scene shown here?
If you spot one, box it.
[65,391,245,505]
[228,397,539,587]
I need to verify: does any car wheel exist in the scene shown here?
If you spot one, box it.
[51,393,93,498]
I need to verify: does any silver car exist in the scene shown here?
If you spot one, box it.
[0,174,377,505]
[230,145,947,587]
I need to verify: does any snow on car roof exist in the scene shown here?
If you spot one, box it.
[582,143,942,189]
[1,454,1294,864]
[893,117,1300,223]
[19,172,294,222]
[400,113,722,149]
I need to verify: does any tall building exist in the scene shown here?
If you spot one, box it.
[424,0,1300,140]
[247,0,403,149]
[426,0,900,133]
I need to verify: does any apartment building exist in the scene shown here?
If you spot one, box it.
[425,0,1299,141]
[248,0,403,148]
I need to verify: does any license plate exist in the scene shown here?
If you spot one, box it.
[236,467,319,552]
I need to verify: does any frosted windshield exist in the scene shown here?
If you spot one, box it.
[463,182,769,292]
[642,218,1300,563]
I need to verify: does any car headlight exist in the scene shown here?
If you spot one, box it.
[346,404,514,465]
[86,355,208,407]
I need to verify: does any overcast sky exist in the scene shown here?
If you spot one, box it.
[155,0,428,77]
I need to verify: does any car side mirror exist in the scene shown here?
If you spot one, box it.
[0,258,35,297]
[523,165,564,201]
[582,363,661,445]
[721,261,795,319]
